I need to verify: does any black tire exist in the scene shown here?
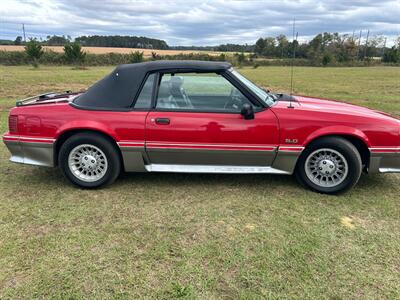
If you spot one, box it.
[58,132,121,188]
[295,137,362,194]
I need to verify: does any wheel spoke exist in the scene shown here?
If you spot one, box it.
[68,144,108,183]
[305,148,348,188]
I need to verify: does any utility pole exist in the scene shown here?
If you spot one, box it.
[363,29,370,59]
[22,23,26,42]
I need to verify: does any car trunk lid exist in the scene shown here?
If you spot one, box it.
[16,91,81,107]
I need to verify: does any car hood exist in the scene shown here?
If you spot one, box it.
[278,95,399,121]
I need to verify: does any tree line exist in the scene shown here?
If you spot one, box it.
[254,33,400,64]
[2,32,399,65]
[75,35,168,49]
[170,44,254,52]
[12,35,169,49]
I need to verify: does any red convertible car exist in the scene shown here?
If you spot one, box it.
[2,61,400,193]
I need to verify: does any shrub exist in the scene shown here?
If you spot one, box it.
[24,39,44,67]
[84,53,131,66]
[234,52,246,67]
[64,42,86,65]
[0,50,29,65]
[218,53,226,61]
[0,49,396,67]
[39,50,64,65]
[383,46,400,63]
[322,52,333,66]
[129,51,144,63]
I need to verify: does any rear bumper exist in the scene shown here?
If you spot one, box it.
[2,134,55,167]
[369,147,400,173]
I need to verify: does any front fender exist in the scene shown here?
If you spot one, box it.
[302,125,371,147]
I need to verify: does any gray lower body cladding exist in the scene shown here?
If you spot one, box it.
[114,146,302,174]
[369,151,400,173]
[4,140,55,167]
[3,139,400,175]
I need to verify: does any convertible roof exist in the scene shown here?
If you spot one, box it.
[73,60,232,109]
[119,60,231,73]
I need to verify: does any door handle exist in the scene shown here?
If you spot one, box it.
[155,118,170,125]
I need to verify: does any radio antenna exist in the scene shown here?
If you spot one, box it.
[288,18,297,108]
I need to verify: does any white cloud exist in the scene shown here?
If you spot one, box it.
[0,0,399,45]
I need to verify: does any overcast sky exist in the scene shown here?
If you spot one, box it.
[1,0,399,46]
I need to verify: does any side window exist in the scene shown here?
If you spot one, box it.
[134,73,155,109]
[155,72,257,112]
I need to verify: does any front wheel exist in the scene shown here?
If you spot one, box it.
[295,137,362,194]
[59,132,121,188]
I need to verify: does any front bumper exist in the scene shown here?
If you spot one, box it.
[369,147,400,173]
[2,134,55,167]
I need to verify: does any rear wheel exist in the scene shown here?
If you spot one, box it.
[59,132,120,188]
[295,137,362,194]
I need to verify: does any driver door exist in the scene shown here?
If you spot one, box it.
[145,72,279,166]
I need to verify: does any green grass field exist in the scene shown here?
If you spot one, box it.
[0,66,399,299]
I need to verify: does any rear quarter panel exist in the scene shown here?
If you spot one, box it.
[10,103,147,143]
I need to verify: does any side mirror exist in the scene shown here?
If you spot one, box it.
[241,103,254,120]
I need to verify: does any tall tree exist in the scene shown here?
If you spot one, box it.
[254,38,266,55]
[276,34,289,57]
[262,37,276,56]
[14,36,22,45]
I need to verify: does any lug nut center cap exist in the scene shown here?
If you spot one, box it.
[82,155,96,170]
[319,159,335,174]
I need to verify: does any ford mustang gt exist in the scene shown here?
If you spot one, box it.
[2,61,400,193]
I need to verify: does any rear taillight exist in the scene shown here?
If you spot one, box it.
[9,115,18,133]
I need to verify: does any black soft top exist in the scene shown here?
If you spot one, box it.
[73,60,232,109]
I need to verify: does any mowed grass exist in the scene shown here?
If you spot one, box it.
[0,65,399,299]
[1,65,399,115]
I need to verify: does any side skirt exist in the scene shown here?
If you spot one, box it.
[119,144,304,174]
[144,164,291,174]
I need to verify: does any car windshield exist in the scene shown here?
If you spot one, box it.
[230,69,275,106]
